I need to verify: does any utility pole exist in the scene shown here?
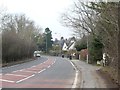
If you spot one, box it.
[87,35,89,64]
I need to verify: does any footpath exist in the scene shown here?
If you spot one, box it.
[71,59,119,88]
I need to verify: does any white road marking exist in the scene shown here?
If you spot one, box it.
[43,62,46,63]
[54,60,56,64]
[43,60,49,64]
[72,70,79,88]
[38,69,46,73]
[28,69,40,71]
[16,74,35,83]
[20,69,25,71]
[1,59,53,84]
[21,70,37,73]
[47,65,51,68]
[51,61,55,65]
[5,74,27,77]
[69,60,79,88]
[32,66,36,67]
[0,79,15,83]
[13,70,21,72]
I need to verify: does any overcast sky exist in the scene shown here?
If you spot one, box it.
[0,0,76,40]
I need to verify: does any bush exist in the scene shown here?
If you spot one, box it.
[2,31,37,63]
[89,36,103,63]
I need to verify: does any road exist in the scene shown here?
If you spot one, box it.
[0,56,76,88]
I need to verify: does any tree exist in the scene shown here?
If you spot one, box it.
[88,35,103,63]
[34,34,44,51]
[44,27,53,53]
[61,1,119,83]
[75,36,87,51]
[1,13,42,63]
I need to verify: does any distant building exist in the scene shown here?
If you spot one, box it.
[59,37,65,50]
[62,43,68,51]
[62,37,76,51]
[54,38,59,45]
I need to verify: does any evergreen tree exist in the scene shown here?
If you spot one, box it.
[44,27,53,53]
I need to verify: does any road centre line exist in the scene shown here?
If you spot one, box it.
[38,69,46,73]
[5,74,27,77]
[16,60,52,83]
[12,60,49,73]
[51,60,56,65]
[0,79,15,83]
[2,59,51,84]
[43,60,49,63]
[16,74,35,83]
[47,65,51,68]
[2,59,48,70]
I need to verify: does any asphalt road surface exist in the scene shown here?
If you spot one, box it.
[0,56,76,88]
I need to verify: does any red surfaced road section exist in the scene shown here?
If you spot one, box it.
[1,59,73,88]
[1,74,26,81]
[11,71,34,76]
[2,78,72,88]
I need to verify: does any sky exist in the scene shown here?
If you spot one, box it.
[0,0,75,40]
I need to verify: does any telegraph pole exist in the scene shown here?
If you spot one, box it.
[87,34,89,64]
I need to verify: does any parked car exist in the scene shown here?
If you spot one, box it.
[34,51,41,57]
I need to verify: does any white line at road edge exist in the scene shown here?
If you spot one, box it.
[69,60,79,88]
[16,74,35,83]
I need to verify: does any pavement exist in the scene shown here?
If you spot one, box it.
[71,59,119,88]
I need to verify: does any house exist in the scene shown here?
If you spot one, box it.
[62,37,76,51]
[62,42,68,51]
